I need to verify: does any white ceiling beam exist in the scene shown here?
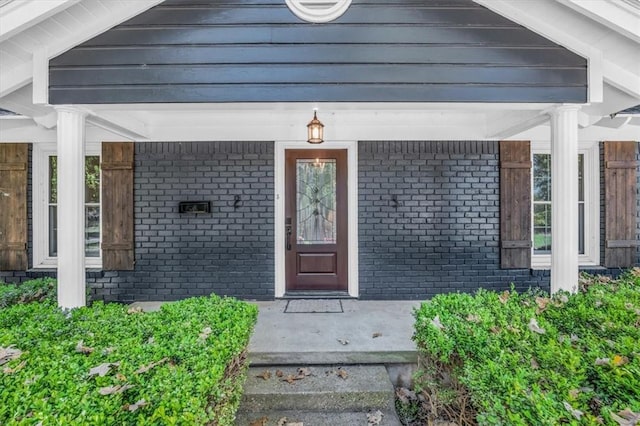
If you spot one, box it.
[554,0,640,43]
[0,0,81,43]
[85,111,150,141]
[485,110,550,139]
[0,60,31,98]
[603,61,640,99]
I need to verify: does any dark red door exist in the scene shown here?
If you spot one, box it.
[285,149,348,291]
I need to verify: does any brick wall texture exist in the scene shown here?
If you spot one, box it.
[2,140,638,301]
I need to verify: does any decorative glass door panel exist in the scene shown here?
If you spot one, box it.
[296,158,337,245]
[285,150,348,292]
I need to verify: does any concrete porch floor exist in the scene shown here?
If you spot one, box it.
[248,299,421,365]
[130,299,421,365]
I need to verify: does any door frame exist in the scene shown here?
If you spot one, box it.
[275,140,358,298]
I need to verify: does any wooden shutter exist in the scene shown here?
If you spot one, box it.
[500,141,532,269]
[0,143,28,271]
[102,142,135,270]
[604,141,638,268]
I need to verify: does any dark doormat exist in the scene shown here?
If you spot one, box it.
[284,299,344,313]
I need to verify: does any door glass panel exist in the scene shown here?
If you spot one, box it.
[296,158,337,244]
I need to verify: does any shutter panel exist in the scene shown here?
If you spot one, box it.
[500,141,532,269]
[604,141,638,268]
[0,143,28,271]
[101,142,135,270]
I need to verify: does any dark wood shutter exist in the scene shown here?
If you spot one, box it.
[0,143,28,271]
[500,141,532,269]
[604,141,638,268]
[101,142,135,270]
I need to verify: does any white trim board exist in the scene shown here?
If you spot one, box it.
[274,140,359,298]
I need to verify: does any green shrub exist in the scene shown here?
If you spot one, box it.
[0,294,258,425]
[0,278,57,308]
[413,270,640,425]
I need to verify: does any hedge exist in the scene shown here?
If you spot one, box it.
[0,278,57,308]
[0,292,258,425]
[413,270,640,425]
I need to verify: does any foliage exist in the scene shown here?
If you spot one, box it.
[0,295,258,425]
[413,270,640,426]
[0,278,57,308]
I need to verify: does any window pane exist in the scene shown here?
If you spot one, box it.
[296,158,337,244]
[533,203,551,253]
[86,206,100,257]
[86,156,100,203]
[49,156,57,204]
[533,154,551,202]
[49,206,57,257]
[578,202,585,255]
[578,154,584,202]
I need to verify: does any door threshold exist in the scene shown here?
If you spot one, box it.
[282,291,354,299]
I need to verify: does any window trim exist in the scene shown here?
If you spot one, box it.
[33,143,102,269]
[530,140,600,269]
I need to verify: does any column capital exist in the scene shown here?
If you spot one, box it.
[54,105,89,117]
[548,104,582,117]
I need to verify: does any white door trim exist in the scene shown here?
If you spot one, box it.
[274,140,359,298]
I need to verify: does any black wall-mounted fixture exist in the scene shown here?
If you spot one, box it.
[233,195,242,209]
[178,201,211,214]
[391,195,401,209]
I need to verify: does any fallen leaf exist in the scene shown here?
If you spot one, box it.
[337,369,348,380]
[337,338,349,345]
[3,360,26,374]
[569,389,580,399]
[506,325,520,334]
[535,296,550,313]
[256,370,272,380]
[367,410,384,425]
[146,337,155,345]
[610,408,640,426]
[283,374,303,384]
[275,369,284,377]
[199,327,212,340]
[396,387,417,404]
[135,358,168,374]
[0,346,23,366]
[466,314,480,323]
[102,347,115,355]
[612,355,629,367]
[277,417,287,426]
[528,318,546,334]
[98,384,133,395]
[127,306,143,314]
[75,340,94,354]
[563,401,583,420]
[530,358,539,369]
[297,367,312,377]
[89,362,120,378]
[125,399,148,412]
[490,326,501,334]
[116,373,127,382]
[372,332,383,338]
[595,358,610,366]
[431,315,445,330]
[498,290,510,304]
[249,417,268,426]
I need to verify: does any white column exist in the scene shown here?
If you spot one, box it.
[550,105,580,294]
[56,106,87,308]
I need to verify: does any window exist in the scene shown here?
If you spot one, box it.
[33,143,101,268]
[531,142,599,268]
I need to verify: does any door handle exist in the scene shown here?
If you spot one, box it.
[286,225,292,251]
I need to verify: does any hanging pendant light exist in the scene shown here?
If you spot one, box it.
[307,110,324,144]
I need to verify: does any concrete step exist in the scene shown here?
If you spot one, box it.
[235,409,402,426]
[239,365,395,412]
[250,350,417,366]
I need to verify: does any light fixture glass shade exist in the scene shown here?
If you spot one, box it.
[307,111,324,144]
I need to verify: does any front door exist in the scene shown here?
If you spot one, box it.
[285,149,348,292]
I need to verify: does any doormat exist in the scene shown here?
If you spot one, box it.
[284,299,344,313]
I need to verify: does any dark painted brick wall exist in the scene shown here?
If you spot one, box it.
[358,141,548,300]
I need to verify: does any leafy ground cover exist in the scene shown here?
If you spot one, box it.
[0,288,257,425]
[0,278,56,308]
[410,269,640,426]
